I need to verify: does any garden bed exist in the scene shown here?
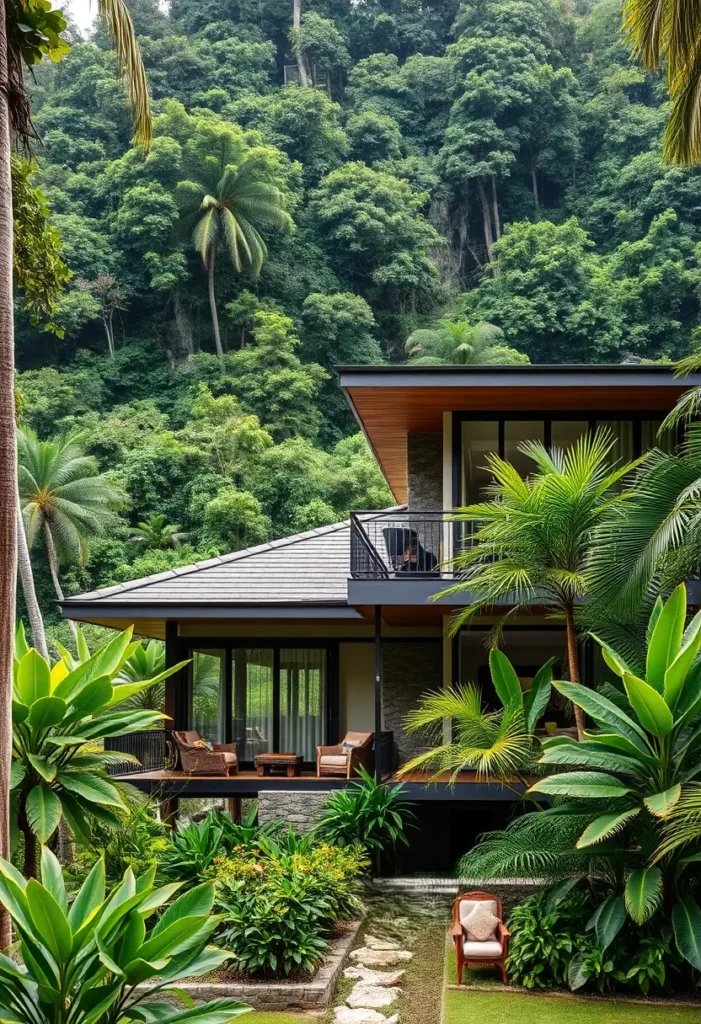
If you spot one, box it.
[138,916,364,1012]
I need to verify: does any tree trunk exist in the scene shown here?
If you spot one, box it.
[21,814,36,879]
[0,0,16,949]
[207,250,225,374]
[491,175,501,240]
[44,522,77,641]
[16,498,48,660]
[531,163,539,212]
[102,315,115,358]
[173,294,195,360]
[565,602,585,739]
[292,0,310,86]
[477,179,496,273]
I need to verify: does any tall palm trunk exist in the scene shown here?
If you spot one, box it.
[44,522,77,641]
[17,497,48,659]
[0,0,16,948]
[207,250,225,374]
[293,0,310,86]
[564,601,585,739]
[477,179,497,274]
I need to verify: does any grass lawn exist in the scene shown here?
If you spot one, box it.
[444,990,701,1024]
[245,1014,315,1023]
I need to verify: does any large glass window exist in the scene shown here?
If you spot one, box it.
[191,649,226,743]
[551,421,590,451]
[232,648,274,761]
[280,649,327,761]
[462,421,499,505]
[504,421,545,480]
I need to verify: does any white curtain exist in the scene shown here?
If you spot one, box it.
[279,649,327,761]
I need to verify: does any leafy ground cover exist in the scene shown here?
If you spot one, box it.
[443,991,701,1024]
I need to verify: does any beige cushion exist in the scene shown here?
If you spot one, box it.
[463,902,499,942]
[459,899,498,925]
[321,755,348,766]
[222,753,237,765]
[463,940,503,958]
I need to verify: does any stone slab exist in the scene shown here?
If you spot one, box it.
[365,934,401,951]
[349,947,413,967]
[334,1008,399,1024]
[347,983,401,1009]
[343,967,405,987]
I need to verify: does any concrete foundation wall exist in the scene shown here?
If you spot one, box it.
[382,640,442,765]
[257,789,328,831]
[407,432,443,510]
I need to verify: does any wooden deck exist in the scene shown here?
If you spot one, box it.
[115,767,527,801]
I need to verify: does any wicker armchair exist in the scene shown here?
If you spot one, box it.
[452,891,510,985]
[316,731,373,778]
[172,730,239,776]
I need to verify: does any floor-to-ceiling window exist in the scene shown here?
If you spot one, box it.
[188,643,332,764]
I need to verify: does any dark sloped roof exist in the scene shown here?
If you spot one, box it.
[64,521,351,606]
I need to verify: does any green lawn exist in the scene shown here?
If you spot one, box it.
[245,1014,314,1023]
[444,990,701,1024]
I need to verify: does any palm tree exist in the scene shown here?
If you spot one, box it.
[0,0,149,940]
[176,148,293,371]
[405,319,529,366]
[441,429,641,738]
[623,0,701,164]
[129,513,188,549]
[17,429,125,639]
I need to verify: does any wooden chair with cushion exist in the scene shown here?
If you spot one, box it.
[316,731,374,778]
[452,890,510,985]
[172,730,239,776]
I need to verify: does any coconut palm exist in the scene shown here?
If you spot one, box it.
[405,318,529,366]
[399,649,553,797]
[623,0,701,164]
[176,147,293,371]
[129,513,188,549]
[17,429,125,638]
[442,429,641,738]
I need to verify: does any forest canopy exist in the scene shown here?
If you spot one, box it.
[14,0,701,640]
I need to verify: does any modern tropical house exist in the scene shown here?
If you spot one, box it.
[61,364,701,870]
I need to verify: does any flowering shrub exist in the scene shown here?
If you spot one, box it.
[211,838,366,976]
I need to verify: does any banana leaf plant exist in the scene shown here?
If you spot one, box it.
[0,846,249,1023]
[529,584,701,969]
[11,623,188,877]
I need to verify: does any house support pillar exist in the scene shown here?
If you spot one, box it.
[374,605,382,782]
[164,621,187,824]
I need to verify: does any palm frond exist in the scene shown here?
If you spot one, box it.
[98,0,152,148]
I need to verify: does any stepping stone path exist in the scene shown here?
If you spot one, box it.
[338,934,413,1024]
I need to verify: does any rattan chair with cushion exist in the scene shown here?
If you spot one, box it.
[172,730,239,776]
[316,731,373,778]
[452,890,510,984]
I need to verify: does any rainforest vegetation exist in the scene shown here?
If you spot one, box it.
[13,0,701,641]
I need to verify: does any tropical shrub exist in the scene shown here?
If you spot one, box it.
[212,841,365,976]
[506,888,592,989]
[160,807,283,884]
[10,624,186,876]
[462,584,701,977]
[0,846,248,1023]
[71,797,171,886]
[314,765,414,852]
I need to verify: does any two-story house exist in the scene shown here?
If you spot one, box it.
[61,364,700,870]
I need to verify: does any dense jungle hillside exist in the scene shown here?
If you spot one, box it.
[14,0,701,640]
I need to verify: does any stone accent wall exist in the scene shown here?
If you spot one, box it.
[382,641,442,765]
[407,432,442,510]
[257,789,328,831]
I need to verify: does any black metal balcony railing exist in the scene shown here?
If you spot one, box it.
[105,730,169,776]
[350,510,454,579]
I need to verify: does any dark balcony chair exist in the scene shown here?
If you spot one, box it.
[382,527,438,574]
[172,730,239,776]
[452,891,510,985]
[317,731,374,778]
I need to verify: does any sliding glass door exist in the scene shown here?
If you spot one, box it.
[232,648,274,761]
[190,649,226,742]
[279,648,327,761]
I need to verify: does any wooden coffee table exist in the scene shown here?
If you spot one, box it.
[255,752,304,778]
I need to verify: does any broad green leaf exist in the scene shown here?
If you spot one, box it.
[137,882,183,917]
[157,946,233,983]
[539,744,644,776]
[67,676,112,715]
[118,909,146,965]
[27,696,66,731]
[138,915,212,962]
[14,621,28,661]
[152,882,215,937]
[87,803,123,828]
[523,657,554,732]
[77,981,122,1024]
[553,681,648,747]
[123,957,170,985]
[646,596,664,644]
[489,649,523,710]
[26,785,62,843]
[625,868,662,923]
[582,731,660,765]
[664,608,701,711]
[594,894,626,949]
[623,672,674,737]
[16,649,50,705]
[672,896,701,969]
[68,856,106,931]
[40,847,68,914]
[12,700,29,724]
[529,771,632,799]
[128,999,249,1023]
[644,784,682,817]
[96,933,125,977]
[26,877,72,963]
[58,791,91,846]
[86,628,134,683]
[591,634,632,679]
[50,659,69,691]
[47,735,90,747]
[107,660,190,708]
[26,754,57,783]
[58,771,124,808]
[10,762,25,789]
[76,627,91,664]
[647,583,686,692]
[576,808,640,848]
